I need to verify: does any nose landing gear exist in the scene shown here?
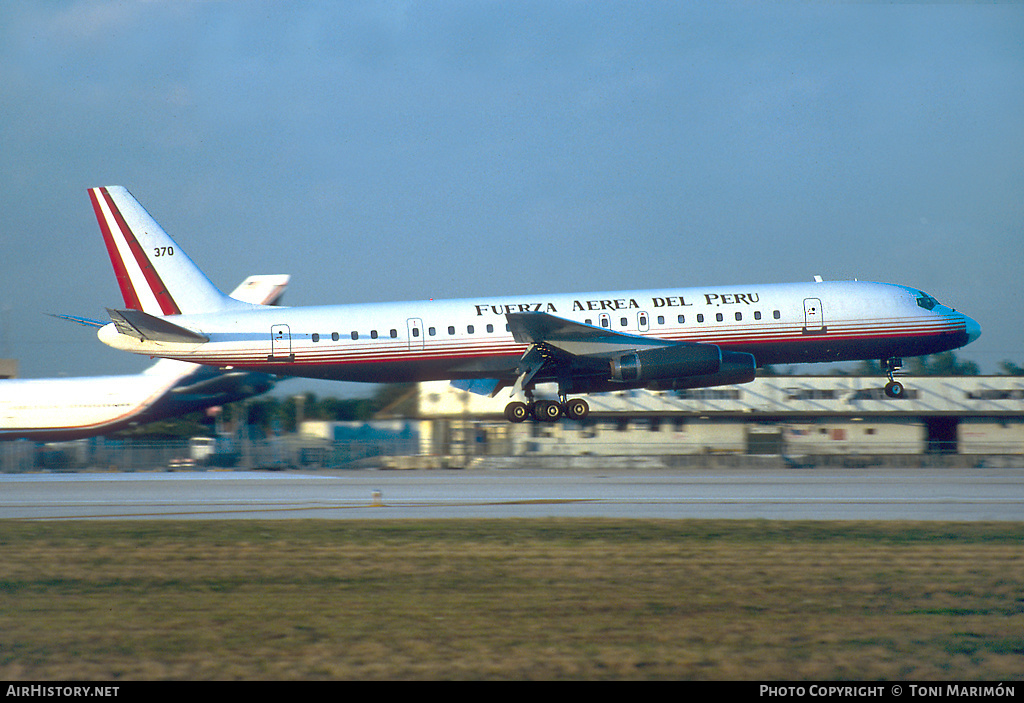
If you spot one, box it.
[883,357,905,398]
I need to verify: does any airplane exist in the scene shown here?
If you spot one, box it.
[89,185,981,424]
[0,274,289,441]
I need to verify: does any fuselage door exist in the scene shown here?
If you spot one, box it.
[638,311,650,333]
[407,318,424,351]
[270,324,293,361]
[802,298,826,334]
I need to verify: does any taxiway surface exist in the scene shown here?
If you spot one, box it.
[1,467,1022,521]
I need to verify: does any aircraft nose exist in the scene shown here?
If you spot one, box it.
[965,315,982,344]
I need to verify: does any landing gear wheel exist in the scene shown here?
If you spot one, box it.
[563,398,590,421]
[532,400,562,422]
[884,381,905,399]
[504,401,529,423]
[882,357,905,399]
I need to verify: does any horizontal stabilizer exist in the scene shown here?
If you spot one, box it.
[107,308,209,344]
[52,274,288,336]
[229,274,290,306]
[48,313,107,329]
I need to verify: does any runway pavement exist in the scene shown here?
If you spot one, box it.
[1,467,1022,520]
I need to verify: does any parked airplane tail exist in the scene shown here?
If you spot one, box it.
[88,186,252,315]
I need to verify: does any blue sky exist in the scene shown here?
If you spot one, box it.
[1,1,1021,396]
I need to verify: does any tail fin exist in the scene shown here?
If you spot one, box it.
[88,186,248,315]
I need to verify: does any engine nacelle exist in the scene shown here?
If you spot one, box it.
[646,350,757,390]
[609,344,721,383]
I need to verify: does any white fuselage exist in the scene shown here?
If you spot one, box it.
[0,359,278,441]
[98,280,979,387]
[0,361,193,440]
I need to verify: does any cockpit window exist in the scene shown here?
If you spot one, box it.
[915,292,939,310]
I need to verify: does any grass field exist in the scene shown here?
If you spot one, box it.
[1,519,1022,680]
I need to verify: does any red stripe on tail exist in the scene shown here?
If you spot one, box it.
[90,187,144,311]
[97,187,181,315]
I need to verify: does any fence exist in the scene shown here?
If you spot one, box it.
[3,434,1023,473]
[0,435,418,473]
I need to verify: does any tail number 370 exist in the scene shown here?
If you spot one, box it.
[154,247,174,257]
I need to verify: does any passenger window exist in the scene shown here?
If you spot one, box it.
[413,328,420,337]
[620,317,628,327]
[486,324,494,333]
[735,312,742,321]
[657,315,665,325]
[448,326,455,335]
[697,314,704,323]
[312,333,320,343]
[754,311,761,321]
[371,330,378,339]
[677,315,685,324]
[390,329,398,338]
[716,313,724,322]
[332,332,340,341]
[428,327,436,336]
[467,325,474,334]
[773,310,781,319]
[351,331,358,340]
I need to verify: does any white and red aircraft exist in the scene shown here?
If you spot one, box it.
[90,186,980,423]
[1,274,288,441]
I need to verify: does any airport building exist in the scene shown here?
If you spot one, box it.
[414,376,1024,466]
[7,374,1022,473]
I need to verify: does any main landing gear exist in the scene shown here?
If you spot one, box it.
[883,357,905,399]
[504,396,590,423]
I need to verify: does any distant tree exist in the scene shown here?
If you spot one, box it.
[317,395,376,421]
[242,397,284,435]
[999,360,1024,376]
[908,352,980,376]
[829,355,984,377]
[851,359,884,376]
[372,383,418,417]
[757,365,797,376]
[111,412,213,439]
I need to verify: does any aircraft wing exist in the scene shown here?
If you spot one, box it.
[489,311,726,399]
[506,311,678,357]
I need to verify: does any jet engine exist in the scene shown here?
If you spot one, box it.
[608,344,722,383]
[646,350,757,390]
